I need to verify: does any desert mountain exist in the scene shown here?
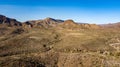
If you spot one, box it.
[101,22,120,29]
[0,15,22,27]
[1,15,120,67]
[23,17,100,29]
[24,17,64,28]
[58,19,101,29]
[0,15,101,29]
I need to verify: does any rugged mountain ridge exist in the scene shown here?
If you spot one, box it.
[3,14,120,30]
[0,15,101,29]
[24,17,64,28]
[0,15,22,27]
[0,14,101,36]
[23,17,100,29]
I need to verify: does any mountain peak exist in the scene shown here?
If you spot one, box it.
[44,17,55,21]
[0,15,22,26]
[64,19,75,23]
[63,19,76,25]
[0,15,5,17]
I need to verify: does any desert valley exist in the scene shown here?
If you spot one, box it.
[0,15,120,67]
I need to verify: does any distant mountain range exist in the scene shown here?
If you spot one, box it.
[1,14,120,31]
[0,15,102,29]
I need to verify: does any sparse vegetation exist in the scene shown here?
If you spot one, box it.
[0,15,120,67]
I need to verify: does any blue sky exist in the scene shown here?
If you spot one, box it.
[0,0,120,24]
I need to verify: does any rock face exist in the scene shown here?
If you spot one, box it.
[0,15,22,27]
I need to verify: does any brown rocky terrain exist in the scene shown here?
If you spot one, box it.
[23,17,100,30]
[0,15,120,67]
[0,15,22,27]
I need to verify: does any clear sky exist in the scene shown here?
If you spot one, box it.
[0,0,120,24]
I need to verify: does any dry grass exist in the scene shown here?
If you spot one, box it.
[0,27,120,67]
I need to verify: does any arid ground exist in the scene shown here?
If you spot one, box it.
[0,15,120,67]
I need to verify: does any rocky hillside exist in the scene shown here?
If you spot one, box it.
[0,15,22,27]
